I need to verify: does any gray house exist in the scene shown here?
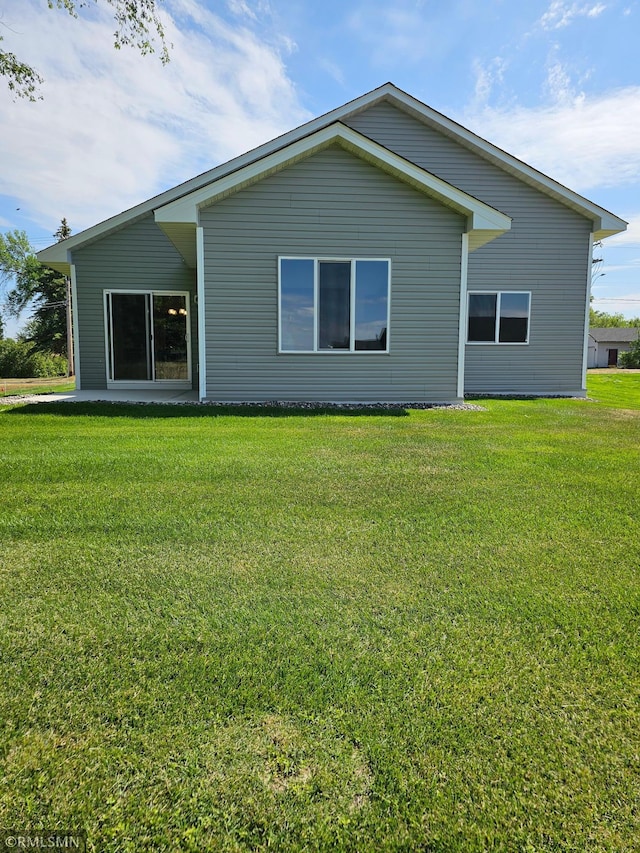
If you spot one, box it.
[587,327,639,368]
[38,83,627,403]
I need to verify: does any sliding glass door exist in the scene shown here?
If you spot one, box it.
[106,291,191,384]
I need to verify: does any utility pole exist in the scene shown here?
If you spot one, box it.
[65,276,74,377]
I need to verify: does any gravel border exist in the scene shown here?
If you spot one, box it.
[0,394,61,405]
[0,394,486,411]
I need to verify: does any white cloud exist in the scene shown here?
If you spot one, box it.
[318,59,347,89]
[346,3,451,66]
[463,86,640,192]
[226,0,258,21]
[472,57,508,107]
[544,56,581,104]
[226,0,272,22]
[0,0,309,234]
[539,1,607,30]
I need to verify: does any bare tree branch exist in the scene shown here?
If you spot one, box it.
[2,0,170,101]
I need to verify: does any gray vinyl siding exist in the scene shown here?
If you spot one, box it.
[72,216,196,389]
[345,102,593,395]
[201,145,465,402]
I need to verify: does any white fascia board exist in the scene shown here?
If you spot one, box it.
[155,126,342,224]
[36,82,625,262]
[36,87,399,263]
[155,123,511,241]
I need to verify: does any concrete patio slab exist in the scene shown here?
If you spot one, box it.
[1,389,200,405]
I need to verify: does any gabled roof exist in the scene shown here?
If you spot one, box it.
[155,122,511,266]
[38,82,626,273]
[589,327,640,343]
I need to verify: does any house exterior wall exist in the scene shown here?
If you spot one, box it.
[72,216,196,389]
[200,144,466,402]
[345,101,593,395]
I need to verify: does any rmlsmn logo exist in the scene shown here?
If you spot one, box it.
[0,832,86,851]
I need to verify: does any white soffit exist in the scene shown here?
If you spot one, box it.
[155,123,511,247]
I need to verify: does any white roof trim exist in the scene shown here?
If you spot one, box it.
[369,85,626,239]
[155,123,511,245]
[37,82,625,270]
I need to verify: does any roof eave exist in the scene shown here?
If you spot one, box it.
[155,123,511,256]
[36,244,71,274]
[36,82,626,259]
[373,87,628,239]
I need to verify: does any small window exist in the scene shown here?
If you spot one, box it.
[467,291,530,344]
[279,258,390,353]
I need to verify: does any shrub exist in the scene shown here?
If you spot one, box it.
[619,334,640,369]
[0,339,67,378]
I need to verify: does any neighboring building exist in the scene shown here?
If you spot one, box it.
[588,327,640,368]
[38,83,627,403]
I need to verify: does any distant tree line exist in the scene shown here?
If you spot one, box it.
[589,308,640,328]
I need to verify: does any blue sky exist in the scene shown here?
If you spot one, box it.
[1,0,640,337]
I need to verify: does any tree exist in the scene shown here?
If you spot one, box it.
[0,337,67,377]
[0,45,43,100]
[619,334,640,369]
[0,220,71,357]
[1,0,169,101]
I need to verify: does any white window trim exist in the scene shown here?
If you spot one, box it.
[466,290,531,345]
[278,256,391,354]
[104,289,192,388]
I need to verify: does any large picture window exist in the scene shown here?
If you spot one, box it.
[467,291,530,344]
[279,258,390,353]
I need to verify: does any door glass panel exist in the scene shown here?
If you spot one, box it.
[153,295,188,380]
[110,293,151,380]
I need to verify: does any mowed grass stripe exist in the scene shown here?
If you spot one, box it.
[0,379,638,851]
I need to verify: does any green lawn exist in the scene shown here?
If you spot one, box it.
[588,370,640,410]
[1,380,639,851]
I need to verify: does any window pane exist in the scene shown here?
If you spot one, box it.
[319,261,350,350]
[153,295,189,379]
[355,261,388,351]
[468,293,497,342]
[110,293,151,380]
[280,259,314,351]
[499,292,530,343]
